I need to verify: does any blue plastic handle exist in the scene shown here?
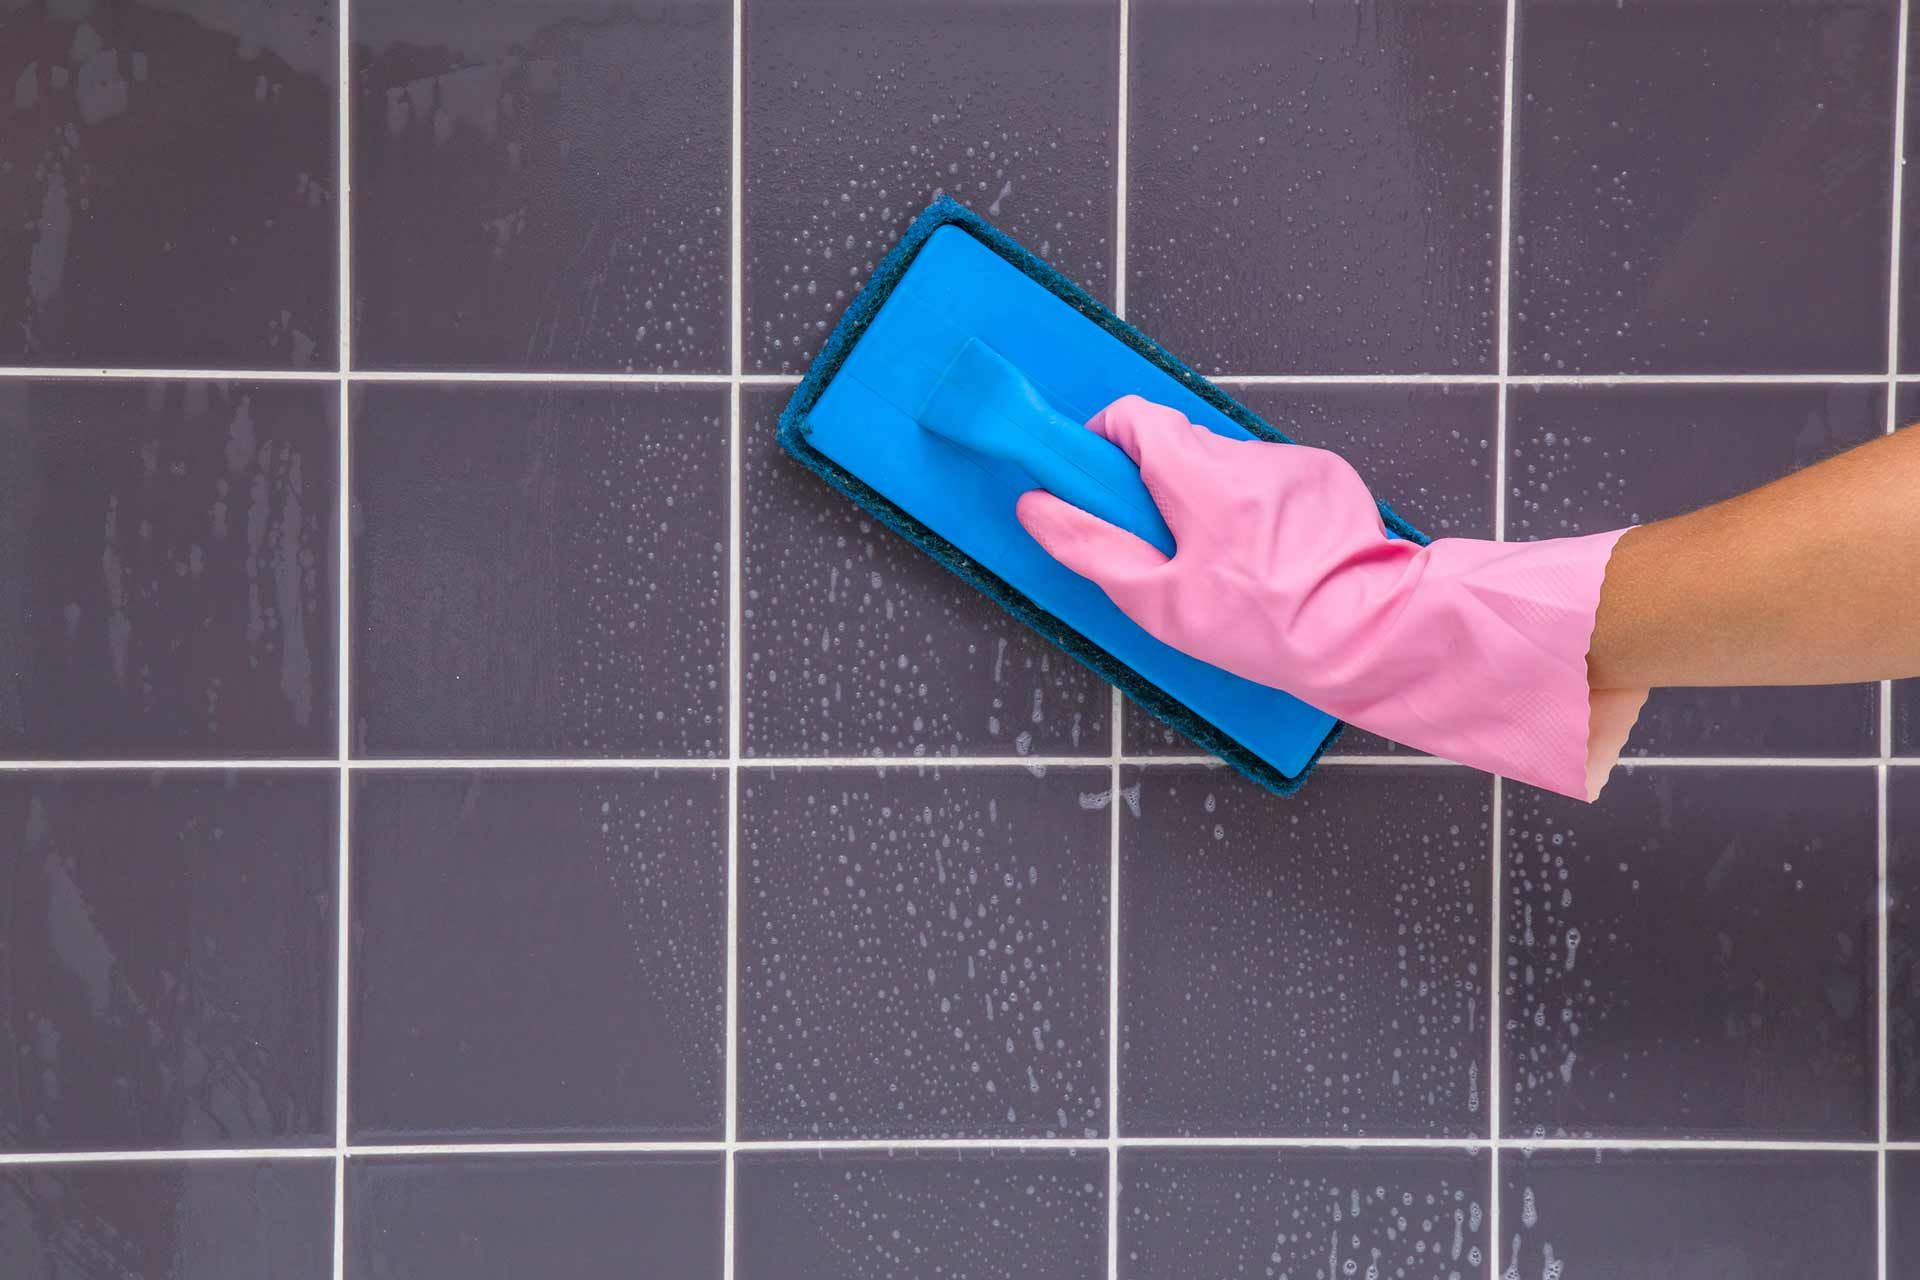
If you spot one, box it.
[915,339,1178,558]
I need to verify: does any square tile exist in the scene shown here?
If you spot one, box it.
[1511,0,1896,374]
[1904,9,1920,373]
[737,766,1110,1139]
[1500,1148,1875,1279]
[0,771,336,1153]
[1119,1148,1490,1279]
[1895,390,1917,754]
[1119,764,1490,1137]
[0,4,337,367]
[0,1159,333,1279]
[346,1153,723,1280]
[1123,384,1497,755]
[350,382,727,757]
[736,1148,1106,1280]
[1504,767,1877,1140]
[1888,767,1920,1136]
[349,769,726,1143]
[742,389,1110,758]
[0,379,339,758]
[743,0,1117,373]
[1892,1151,1920,1280]
[1127,0,1503,374]
[1509,384,1884,756]
[351,0,729,372]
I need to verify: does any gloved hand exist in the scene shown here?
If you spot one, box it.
[1014,395,1646,800]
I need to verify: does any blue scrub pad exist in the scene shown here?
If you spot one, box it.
[778,196,1428,794]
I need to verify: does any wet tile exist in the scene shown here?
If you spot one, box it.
[0,1159,333,1279]
[1119,765,1490,1138]
[742,0,1117,373]
[0,771,336,1153]
[1127,0,1503,374]
[1504,767,1877,1140]
[350,382,727,757]
[346,1153,722,1280]
[1119,1148,1490,1280]
[737,766,1110,1140]
[735,1148,1106,1280]
[742,389,1109,759]
[1500,1148,1875,1279]
[1893,1151,1920,1280]
[0,4,337,368]
[1888,768,1920,1136]
[1123,384,1497,755]
[350,770,726,1143]
[1903,10,1920,373]
[0,380,338,759]
[1511,0,1896,374]
[351,0,728,372]
[1509,384,1884,756]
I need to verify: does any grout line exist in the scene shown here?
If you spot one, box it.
[0,754,1905,773]
[2,1135,1895,1166]
[1109,5,1129,1271]
[333,1,352,1276]
[4,367,1913,386]
[350,369,739,384]
[726,0,745,1274]
[1881,5,1908,1275]
[0,367,344,381]
[1490,0,1519,1268]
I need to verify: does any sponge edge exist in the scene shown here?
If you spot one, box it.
[776,195,1431,795]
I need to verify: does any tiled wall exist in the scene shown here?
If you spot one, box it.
[0,0,1914,1276]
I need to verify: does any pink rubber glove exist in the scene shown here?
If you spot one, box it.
[1015,395,1647,801]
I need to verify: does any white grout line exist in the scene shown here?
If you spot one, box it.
[1109,6,1130,1271]
[1,754,1907,773]
[0,367,343,380]
[1490,0,1519,1267]
[2,1135,1894,1167]
[726,0,746,1273]
[4,366,1912,386]
[333,2,352,1277]
[0,1149,342,1166]
[350,369,737,384]
[1882,5,1909,1275]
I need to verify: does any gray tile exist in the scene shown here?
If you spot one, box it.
[743,0,1117,373]
[350,770,726,1143]
[1889,768,1920,1137]
[1896,391,1917,755]
[1500,1148,1875,1280]
[351,0,729,372]
[346,1153,722,1280]
[742,389,1109,759]
[1123,384,1498,755]
[1127,0,1503,374]
[0,4,337,368]
[0,1159,333,1280]
[1119,1148,1490,1280]
[1504,767,1877,1140]
[1903,10,1920,373]
[736,1148,1106,1280]
[0,771,335,1153]
[1511,0,1896,374]
[1119,765,1490,1137]
[737,766,1110,1140]
[0,380,339,759]
[1893,1152,1920,1280]
[1509,384,1884,756]
[350,382,727,757]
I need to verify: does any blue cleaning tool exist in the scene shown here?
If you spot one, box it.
[778,197,1427,793]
